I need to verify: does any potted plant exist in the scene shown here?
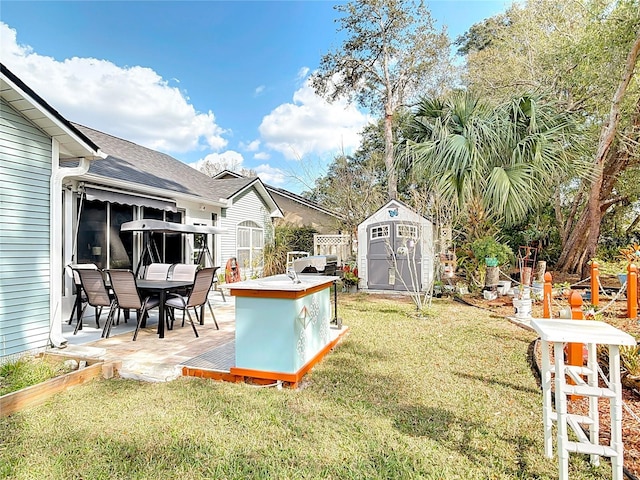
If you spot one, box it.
[471,236,514,267]
[470,236,514,289]
[342,271,359,292]
[433,280,444,297]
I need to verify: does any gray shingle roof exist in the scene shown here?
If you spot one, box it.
[72,123,257,203]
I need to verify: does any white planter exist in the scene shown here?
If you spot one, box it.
[513,297,532,318]
[497,280,511,295]
[483,290,498,300]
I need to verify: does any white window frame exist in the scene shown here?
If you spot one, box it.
[237,220,264,277]
[396,224,418,239]
[370,225,390,240]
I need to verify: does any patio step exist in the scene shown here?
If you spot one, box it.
[118,359,182,382]
[50,344,107,359]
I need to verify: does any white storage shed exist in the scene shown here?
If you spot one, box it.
[357,200,435,292]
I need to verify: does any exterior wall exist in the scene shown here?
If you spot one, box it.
[220,188,272,280]
[270,191,340,234]
[0,98,52,358]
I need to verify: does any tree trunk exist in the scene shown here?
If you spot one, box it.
[385,112,397,200]
[555,30,640,275]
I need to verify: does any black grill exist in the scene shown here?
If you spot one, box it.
[294,255,338,276]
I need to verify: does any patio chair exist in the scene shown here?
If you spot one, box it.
[166,267,219,337]
[143,263,173,280]
[74,268,117,335]
[105,269,160,341]
[169,263,198,283]
[67,263,99,328]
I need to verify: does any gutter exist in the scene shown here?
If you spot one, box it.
[49,145,102,348]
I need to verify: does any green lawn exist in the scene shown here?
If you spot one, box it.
[0,295,611,479]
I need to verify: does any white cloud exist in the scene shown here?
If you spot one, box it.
[254,85,266,96]
[254,151,271,161]
[254,164,288,186]
[240,139,261,152]
[0,22,227,154]
[189,151,245,170]
[258,76,372,160]
[297,67,310,80]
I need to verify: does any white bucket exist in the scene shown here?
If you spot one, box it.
[513,298,532,318]
[483,290,498,300]
[497,280,512,295]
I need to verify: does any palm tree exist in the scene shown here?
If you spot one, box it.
[398,92,591,239]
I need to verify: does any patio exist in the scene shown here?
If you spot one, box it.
[58,288,349,385]
[59,292,236,382]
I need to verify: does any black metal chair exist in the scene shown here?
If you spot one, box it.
[105,270,160,340]
[166,267,218,336]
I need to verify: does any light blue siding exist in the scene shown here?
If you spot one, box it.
[220,188,271,272]
[0,97,52,358]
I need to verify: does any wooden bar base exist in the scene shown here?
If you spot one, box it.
[182,326,349,388]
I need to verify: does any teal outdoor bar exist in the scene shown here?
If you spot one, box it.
[228,274,347,387]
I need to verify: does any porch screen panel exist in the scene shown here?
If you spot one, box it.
[109,204,133,269]
[164,210,183,264]
[143,207,165,264]
[77,200,107,268]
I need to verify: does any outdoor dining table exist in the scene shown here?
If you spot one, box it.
[136,279,194,339]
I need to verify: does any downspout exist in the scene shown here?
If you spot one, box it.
[49,139,92,348]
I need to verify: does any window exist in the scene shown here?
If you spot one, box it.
[237,221,263,277]
[370,225,389,239]
[396,224,418,239]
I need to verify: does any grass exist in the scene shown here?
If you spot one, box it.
[0,355,74,396]
[0,295,612,479]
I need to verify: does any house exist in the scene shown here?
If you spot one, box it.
[0,64,283,359]
[213,170,343,234]
[357,199,435,292]
[213,170,353,264]
[1,63,102,358]
[64,124,283,303]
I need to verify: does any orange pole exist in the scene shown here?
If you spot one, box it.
[628,263,638,319]
[590,261,599,307]
[568,291,584,401]
[543,271,553,318]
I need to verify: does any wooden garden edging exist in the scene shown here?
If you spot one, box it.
[1,355,119,417]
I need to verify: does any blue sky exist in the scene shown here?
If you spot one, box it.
[1,1,509,193]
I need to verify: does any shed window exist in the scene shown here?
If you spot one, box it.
[396,224,418,239]
[370,225,389,239]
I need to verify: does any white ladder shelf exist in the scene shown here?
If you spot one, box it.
[531,318,636,480]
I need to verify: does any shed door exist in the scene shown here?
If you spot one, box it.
[367,222,422,291]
